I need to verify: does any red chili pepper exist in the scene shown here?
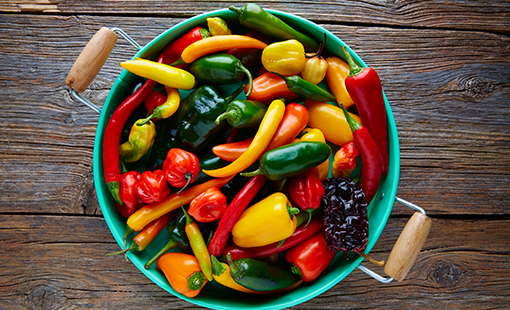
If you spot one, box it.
[212,138,253,162]
[118,171,144,217]
[135,169,171,204]
[284,229,336,282]
[188,187,227,222]
[208,175,267,256]
[340,103,381,204]
[288,170,324,227]
[223,215,323,261]
[332,141,360,178]
[144,90,167,121]
[343,46,389,176]
[103,27,208,205]
[163,148,200,193]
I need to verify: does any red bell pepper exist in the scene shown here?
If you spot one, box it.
[188,187,227,222]
[135,169,171,204]
[285,229,336,282]
[343,46,389,176]
[288,170,324,227]
[332,141,360,178]
[118,171,144,217]
[163,148,200,193]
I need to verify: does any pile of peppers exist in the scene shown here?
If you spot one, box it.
[103,3,390,298]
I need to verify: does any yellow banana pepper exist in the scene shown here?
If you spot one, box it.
[211,255,259,294]
[261,39,305,76]
[202,99,285,178]
[120,58,195,90]
[119,119,155,163]
[293,128,330,181]
[232,193,299,248]
[326,56,354,108]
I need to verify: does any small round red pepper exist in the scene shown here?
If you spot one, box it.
[288,170,324,227]
[189,187,227,222]
[163,148,200,193]
[118,171,144,217]
[135,169,171,204]
[332,141,360,178]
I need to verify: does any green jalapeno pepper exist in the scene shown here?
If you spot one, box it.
[215,99,267,128]
[229,3,319,52]
[227,255,302,292]
[150,84,244,169]
[189,53,254,97]
[271,71,337,102]
[241,141,332,181]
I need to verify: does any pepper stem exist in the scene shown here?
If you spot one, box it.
[225,83,246,104]
[239,65,253,97]
[106,242,139,261]
[181,203,193,225]
[123,226,135,250]
[342,46,363,77]
[270,71,296,88]
[211,255,226,277]
[240,166,262,178]
[339,103,361,132]
[169,57,187,66]
[303,209,314,228]
[287,203,300,219]
[215,109,241,126]
[306,32,327,59]
[177,172,193,194]
[136,113,157,126]
[290,263,303,278]
[228,6,242,15]
[356,251,385,267]
[144,238,177,270]
[188,271,207,291]
[200,27,211,39]
[107,181,123,205]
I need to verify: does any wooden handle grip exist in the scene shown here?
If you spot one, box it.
[65,27,117,93]
[383,212,432,282]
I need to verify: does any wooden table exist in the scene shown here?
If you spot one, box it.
[1,1,509,309]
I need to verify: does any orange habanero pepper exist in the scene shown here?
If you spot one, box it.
[157,252,208,298]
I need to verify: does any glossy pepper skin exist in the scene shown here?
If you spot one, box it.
[247,72,298,105]
[144,90,166,121]
[193,153,229,185]
[232,192,299,248]
[228,31,272,69]
[138,86,181,126]
[215,99,267,129]
[189,187,227,222]
[332,141,360,178]
[163,148,200,193]
[261,39,305,76]
[144,223,179,270]
[119,119,155,163]
[301,33,328,85]
[159,26,210,68]
[242,141,332,181]
[207,17,232,36]
[285,229,336,282]
[202,99,285,178]
[211,255,260,294]
[288,170,324,227]
[118,171,144,217]
[340,103,381,204]
[325,56,354,108]
[343,46,389,176]
[229,3,319,51]
[294,128,329,181]
[135,170,171,204]
[189,53,254,97]
[156,252,207,298]
[150,85,243,169]
[271,71,336,102]
[182,206,213,281]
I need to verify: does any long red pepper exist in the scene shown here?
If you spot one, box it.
[208,175,267,256]
[103,27,208,204]
[342,46,389,176]
[340,103,381,204]
[223,215,323,261]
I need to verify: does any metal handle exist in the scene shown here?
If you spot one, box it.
[357,196,432,283]
[66,27,141,114]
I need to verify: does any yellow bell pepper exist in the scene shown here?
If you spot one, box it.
[232,193,299,248]
[120,58,195,90]
[119,119,155,163]
[293,128,330,181]
[261,39,305,76]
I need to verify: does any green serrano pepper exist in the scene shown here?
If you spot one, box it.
[271,71,337,102]
[228,256,301,292]
[242,141,331,181]
[215,99,267,128]
[229,3,319,52]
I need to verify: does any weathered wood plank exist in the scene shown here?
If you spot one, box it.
[0,0,509,33]
[0,215,508,309]
[0,14,508,215]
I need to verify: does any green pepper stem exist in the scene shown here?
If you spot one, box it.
[339,103,361,132]
[188,271,207,291]
[211,255,226,277]
[303,209,314,228]
[215,109,241,126]
[306,32,327,59]
[181,203,193,225]
[144,238,178,270]
[270,71,296,88]
[106,242,139,261]
[177,172,193,194]
[287,203,301,219]
[239,65,253,97]
[136,112,158,126]
[228,6,242,15]
[200,27,211,39]
[342,46,363,77]
[290,263,303,278]
[225,83,246,104]
[123,226,135,250]
[169,57,187,66]
[107,181,123,205]
[240,166,262,178]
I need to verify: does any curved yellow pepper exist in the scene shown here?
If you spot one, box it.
[120,58,195,90]
[293,128,330,181]
[211,255,259,294]
[261,39,305,76]
[119,119,155,163]
[232,193,299,248]
[326,56,354,108]
[203,99,285,178]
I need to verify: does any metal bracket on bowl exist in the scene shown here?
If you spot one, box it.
[356,196,429,283]
[68,27,142,114]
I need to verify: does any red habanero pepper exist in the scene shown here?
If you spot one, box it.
[288,170,324,227]
[163,148,200,193]
[189,187,227,222]
[223,214,323,261]
[208,175,267,256]
[135,169,171,204]
[343,46,389,176]
[103,27,208,205]
[332,141,360,178]
[118,171,144,217]
[340,103,381,204]
[247,72,298,105]
[285,229,336,282]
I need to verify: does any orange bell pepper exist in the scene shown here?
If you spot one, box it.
[157,252,208,298]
